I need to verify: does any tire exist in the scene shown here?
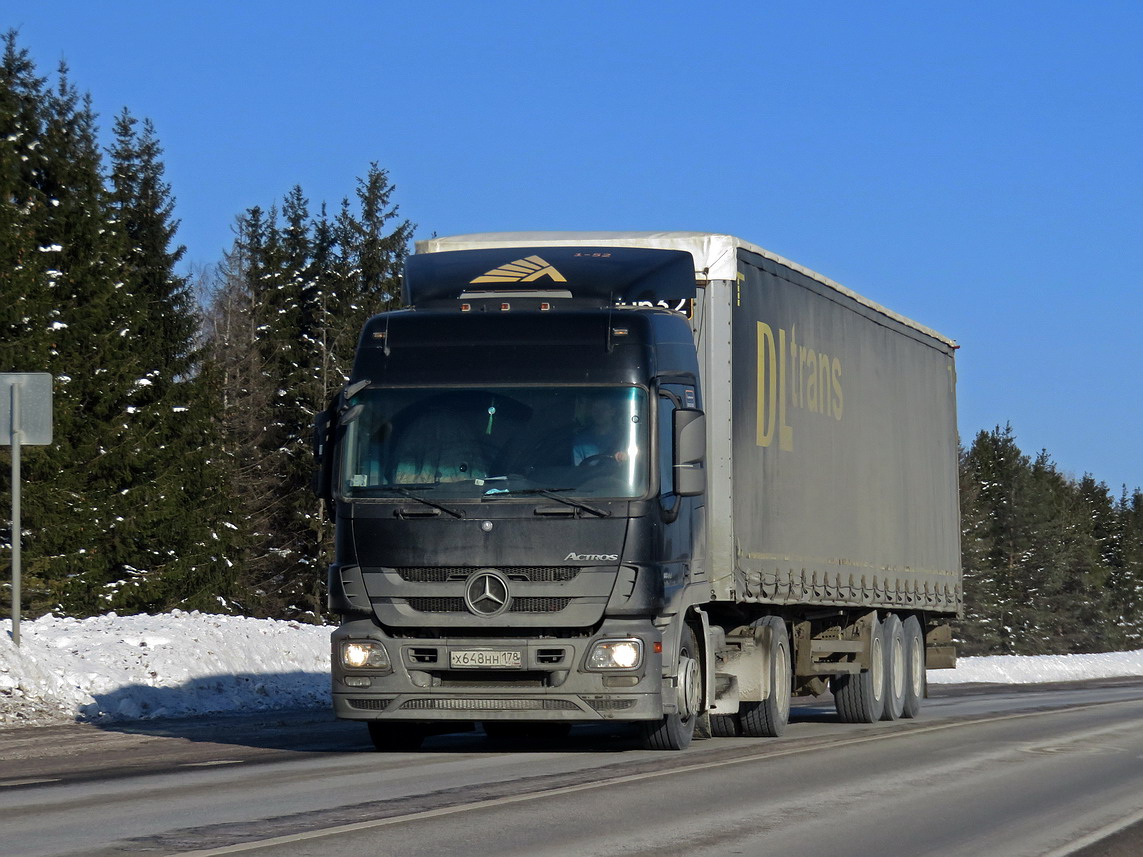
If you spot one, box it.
[641,625,701,750]
[367,721,427,752]
[740,615,792,738]
[880,614,906,721]
[710,714,742,737]
[901,615,926,719]
[832,615,886,723]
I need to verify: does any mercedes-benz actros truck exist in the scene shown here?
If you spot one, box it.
[313,232,961,750]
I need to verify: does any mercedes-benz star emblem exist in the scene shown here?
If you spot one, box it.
[464,570,511,617]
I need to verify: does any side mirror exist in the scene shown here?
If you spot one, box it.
[312,406,334,500]
[314,379,369,501]
[342,378,369,405]
[673,408,706,497]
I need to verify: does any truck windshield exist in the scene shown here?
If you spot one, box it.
[339,386,649,500]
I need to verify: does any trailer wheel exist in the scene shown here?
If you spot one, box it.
[880,614,906,721]
[831,616,886,723]
[901,615,926,718]
[740,615,791,738]
[641,626,700,750]
[367,721,427,752]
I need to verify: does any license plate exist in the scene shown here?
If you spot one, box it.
[450,649,522,669]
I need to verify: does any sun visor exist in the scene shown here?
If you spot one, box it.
[403,246,697,308]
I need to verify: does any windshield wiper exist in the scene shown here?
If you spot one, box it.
[482,487,609,518]
[378,485,464,519]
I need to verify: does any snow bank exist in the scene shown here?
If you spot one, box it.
[926,648,1143,685]
[0,611,330,725]
[2,611,1142,727]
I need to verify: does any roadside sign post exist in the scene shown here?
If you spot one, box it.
[1,373,53,647]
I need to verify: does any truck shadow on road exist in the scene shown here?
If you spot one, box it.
[76,679,858,755]
[76,675,652,754]
[74,672,362,752]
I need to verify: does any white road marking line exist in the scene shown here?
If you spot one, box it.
[168,698,1142,857]
[0,777,61,787]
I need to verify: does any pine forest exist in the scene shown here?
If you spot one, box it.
[2,34,1142,656]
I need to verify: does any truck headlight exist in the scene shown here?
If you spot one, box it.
[341,640,391,670]
[587,638,644,671]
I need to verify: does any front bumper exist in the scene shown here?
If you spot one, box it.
[331,618,665,722]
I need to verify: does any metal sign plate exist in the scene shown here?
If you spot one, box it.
[1,373,54,446]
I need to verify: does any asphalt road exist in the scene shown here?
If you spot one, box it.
[2,680,1142,857]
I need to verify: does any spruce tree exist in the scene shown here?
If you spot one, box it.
[102,108,239,613]
[958,425,1122,655]
[203,167,412,619]
[7,56,139,615]
[958,425,1031,654]
[0,34,53,374]
[202,207,286,615]
[1020,454,1110,653]
[0,35,53,609]
[202,203,315,617]
[248,195,319,616]
[957,436,999,656]
[2,32,237,617]
[1110,488,1143,645]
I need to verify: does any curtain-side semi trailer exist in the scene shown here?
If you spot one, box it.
[313,231,961,751]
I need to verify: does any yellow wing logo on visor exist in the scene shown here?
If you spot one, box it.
[470,255,567,284]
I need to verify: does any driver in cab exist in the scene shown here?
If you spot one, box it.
[573,398,631,466]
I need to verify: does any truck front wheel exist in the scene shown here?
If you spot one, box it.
[641,626,701,750]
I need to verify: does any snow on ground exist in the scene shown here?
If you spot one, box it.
[1,611,1142,727]
[0,611,330,726]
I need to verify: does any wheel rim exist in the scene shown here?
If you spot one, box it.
[776,640,791,720]
[910,633,925,697]
[679,653,700,721]
[871,636,884,700]
[892,636,906,699]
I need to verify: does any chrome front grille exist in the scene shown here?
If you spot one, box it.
[406,597,572,614]
[346,697,394,711]
[374,565,600,625]
[585,698,637,711]
[398,698,582,711]
[396,566,580,583]
[509,597,572,613]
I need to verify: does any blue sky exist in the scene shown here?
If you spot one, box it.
[8,1,1143,491]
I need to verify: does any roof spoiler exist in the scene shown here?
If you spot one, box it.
[403,246,696,309]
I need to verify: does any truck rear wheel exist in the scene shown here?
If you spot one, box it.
[641,626,701,750]
[901,615,926,718]
[831,616,886,723]
[710,714,741,737]
[740,615,791,738]
[880,614,906,721]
